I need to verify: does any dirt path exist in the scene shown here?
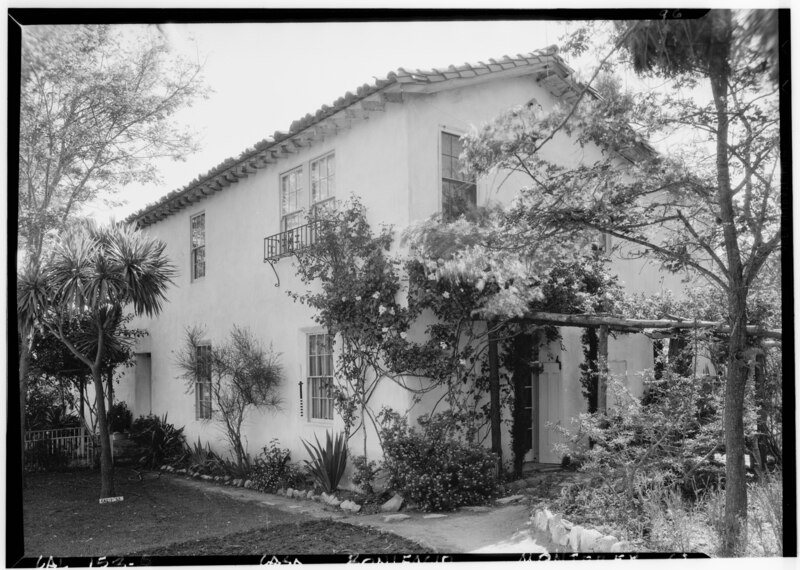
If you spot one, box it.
[170,477,552,553]
[343,505,549,553]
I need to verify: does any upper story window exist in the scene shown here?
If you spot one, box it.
[311,153,335,212]
[195,344,212,420]
[281,167,305,231]
[441,132,477,222]
[307,333,334,421]
[190,212,206,280]
[280,153,336,231]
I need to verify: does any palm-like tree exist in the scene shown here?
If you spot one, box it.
[18,221,176,497]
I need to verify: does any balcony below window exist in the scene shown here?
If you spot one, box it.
[263,220,320,262]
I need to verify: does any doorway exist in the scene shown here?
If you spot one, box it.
[530,361,563,464]
[134,353,152,418]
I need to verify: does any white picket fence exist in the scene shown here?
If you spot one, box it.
[24,427,99,470]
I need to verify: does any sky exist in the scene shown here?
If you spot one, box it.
[81,19,593,222]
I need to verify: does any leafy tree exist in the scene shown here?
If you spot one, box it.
[459,10,780,553]
[17,221,176,497]
[175,325,284,472]
[17,23,206,482]
[28,312,146,431]
[18,24,206,265]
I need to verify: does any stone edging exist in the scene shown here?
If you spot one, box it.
[159,465,363,514]
[531,508,631,553]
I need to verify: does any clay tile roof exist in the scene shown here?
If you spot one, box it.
[126,45,580,227]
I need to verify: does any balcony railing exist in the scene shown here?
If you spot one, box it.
[264,220,321,262]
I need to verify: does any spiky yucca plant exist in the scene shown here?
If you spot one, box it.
[302,430,347,494]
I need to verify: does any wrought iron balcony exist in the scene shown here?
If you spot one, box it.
[263,220,321,263]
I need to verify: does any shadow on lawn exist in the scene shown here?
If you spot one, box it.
[22,468,424,558]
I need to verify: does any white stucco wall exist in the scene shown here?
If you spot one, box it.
[117,70,674,470]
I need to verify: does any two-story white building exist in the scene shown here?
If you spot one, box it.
[116,45,680,470]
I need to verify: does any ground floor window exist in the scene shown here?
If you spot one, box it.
[195,344,212,420]
[308,333,334,421]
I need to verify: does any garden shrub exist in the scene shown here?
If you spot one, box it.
[351,455,379,496]
[184,438,227,476]
[379,410,499,511]
[130,413,187,468]
[107,401,133,433]
[26,439,71,472]
[251,439,303,492]
[302,431,348,494]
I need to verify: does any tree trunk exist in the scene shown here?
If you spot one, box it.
[722,297,750,554]
[106,368,114,413]
[487,322,502,474]
[79,378,85,428]
[92,365,116,498]
[706,12,749,554]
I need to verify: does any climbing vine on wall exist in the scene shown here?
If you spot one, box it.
[290,197,627,469]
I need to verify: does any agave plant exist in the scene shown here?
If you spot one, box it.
[302,430,348,494]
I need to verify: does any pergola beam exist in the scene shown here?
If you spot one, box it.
[508,311,782,340]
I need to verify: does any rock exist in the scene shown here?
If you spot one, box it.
[320,492,331,502]
[579,528,604,552]
[237,479,245,488]
[567,525,584,551]
[550,522,569,546]
[495,494,524,505]
[341,500,361,513]
[160,465,168,471]
[307,492,316,501]
[422,514,448,519]
[533,509,549,532]
[381,493,404,512]
[546,511,563,533]
[610,541,631,553]
[597,535,617,552]
[200,474,213,481]
[286,488,295,497]
[383,514,411,522]
[328,497,342,507]
[244,480,253,489]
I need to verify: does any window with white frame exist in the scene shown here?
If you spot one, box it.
[311,153,335,214]
[190,213,206,280]
[441,132,477,222]
[195,344,212,420]
[280,167,305,231]
[307,333,334,421]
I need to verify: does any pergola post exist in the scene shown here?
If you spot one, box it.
[597,325,609,414]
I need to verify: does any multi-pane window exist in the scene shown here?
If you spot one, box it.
[281,167,305,231]
[441,132,477,222]
[191,213,206,279]
[308,333,334,421]
[311,153,335,213]
[195,344,212,420]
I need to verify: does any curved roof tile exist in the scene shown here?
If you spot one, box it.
[127,45,575,227]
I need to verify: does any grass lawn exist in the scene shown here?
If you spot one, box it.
[22,468,425,558]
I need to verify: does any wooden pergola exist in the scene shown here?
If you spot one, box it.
[483,310,782,470]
